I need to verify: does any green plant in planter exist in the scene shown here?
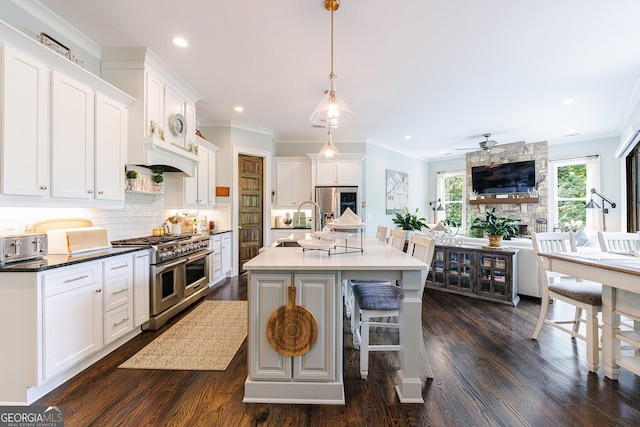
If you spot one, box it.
[125,169,138,179]
[392,208,429,231]
[470,208,519,246]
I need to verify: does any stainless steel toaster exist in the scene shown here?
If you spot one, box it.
[0,233,47,265]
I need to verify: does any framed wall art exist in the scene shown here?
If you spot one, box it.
[386,169,409,214]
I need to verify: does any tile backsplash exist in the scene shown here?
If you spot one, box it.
[0,202,232,240]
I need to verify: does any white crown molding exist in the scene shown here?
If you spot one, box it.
[10,0,101,59]
[201,120,277,139]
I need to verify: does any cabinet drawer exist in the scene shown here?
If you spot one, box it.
[104,301,134,344]
[104,254,133,280]
[103,275,133,311]
[42,261,102,297]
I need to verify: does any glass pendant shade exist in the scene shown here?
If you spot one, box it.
[310,77,354,127]
[318,127,340,159]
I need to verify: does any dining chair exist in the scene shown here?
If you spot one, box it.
[350,234,436,379]
[388,229,408,251]
[344,225,389,318]
[531,231,602,373]
[597,231,640,252]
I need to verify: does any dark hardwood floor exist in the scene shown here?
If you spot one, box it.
[35,276,640,426]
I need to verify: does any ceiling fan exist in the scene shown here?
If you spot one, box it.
[456,133,505,153]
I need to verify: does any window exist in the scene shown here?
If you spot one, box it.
[437,170,465,228]
[549,156,599,230]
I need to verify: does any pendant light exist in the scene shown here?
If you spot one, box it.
[318,125,340,159]
[309,0,354,128]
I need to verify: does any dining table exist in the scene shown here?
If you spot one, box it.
[242,234,431,404]
[538,251,640,379]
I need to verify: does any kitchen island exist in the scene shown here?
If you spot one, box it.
[242,235,430,404]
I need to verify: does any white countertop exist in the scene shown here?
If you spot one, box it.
[246,235,427,271]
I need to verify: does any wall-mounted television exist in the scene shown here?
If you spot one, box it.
[471,160,536,195]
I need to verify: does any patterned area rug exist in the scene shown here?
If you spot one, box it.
[119,300,247,370]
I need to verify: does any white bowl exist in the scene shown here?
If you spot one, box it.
[313,231,353,240]
[297,239,335,250]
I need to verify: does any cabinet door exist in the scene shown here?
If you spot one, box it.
[196,144,209,206]
[335,159,359,186]
[51,71,95,199]
[210,236,222,283]
[1,45,50,196]
[275,160,296,207]
[316,160,338,186]
[43,281,103,380]
[293,273,336,381]
[95,93,126,200]
[248,273,292,380]
[221,233,231,274]
[185,102,196,149]
[144,72,163,137]
[133,250,150,327]
[207,148,217,206]
[164,86,185,148]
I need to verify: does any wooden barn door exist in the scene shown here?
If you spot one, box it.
[238,154,263,272]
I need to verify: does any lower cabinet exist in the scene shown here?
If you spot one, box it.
[248,272,336,382]
[42,261,103,380]
[132,250,150,327]
[426,245,519,305]
[102,254,135,344]
[210,232,232,285]
[221,232,231,275]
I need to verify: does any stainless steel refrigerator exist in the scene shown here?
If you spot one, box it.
[315,186,358,229]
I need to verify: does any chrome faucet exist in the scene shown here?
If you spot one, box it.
[297,200,321,231]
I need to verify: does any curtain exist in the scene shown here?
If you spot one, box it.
[586,155,601,230]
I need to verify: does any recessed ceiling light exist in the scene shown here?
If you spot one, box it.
[404,135,412,140]
[172,37,188,48]
[234,106,244,113]
[562,98,575,105]
[564,129,580,137]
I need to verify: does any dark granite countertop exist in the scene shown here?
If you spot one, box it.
[208,229,232,235]
[0,247,148,273]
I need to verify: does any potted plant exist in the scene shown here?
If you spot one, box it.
[151,166,164,192]
[470,208,519,247]
[392,207,429,232]
[125,168,138,190]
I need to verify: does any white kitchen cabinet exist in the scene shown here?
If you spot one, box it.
[164,85,185,149]
[185,102,197,151]
[0,44,50,196]
[51,71,95,199]
[164,137,219,208]
[248,272,336,381]
[144,71,164,137]
[95,93,127,201]
[103,254,135,344]
[310,154,364,187]
[274,157,311,208]
[209,234,223,284]
[132,250,150,327]
[221,232,231,275]
[42,261,103,380]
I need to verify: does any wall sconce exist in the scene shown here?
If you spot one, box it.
[429,199,445,223]
[585,188,616,231]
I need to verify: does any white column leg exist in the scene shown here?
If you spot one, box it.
[602,285,621,380]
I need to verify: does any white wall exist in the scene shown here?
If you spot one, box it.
[364,144,430,233]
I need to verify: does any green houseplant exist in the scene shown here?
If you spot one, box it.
[151,166,164,192]
[392,208,429,231]
[469,208,519,246]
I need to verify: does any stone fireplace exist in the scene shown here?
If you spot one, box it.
[466,141,548,233]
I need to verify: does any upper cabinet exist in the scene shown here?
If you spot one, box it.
[0,45,50,196]
[164,136,219,208]
[274,157,311,208]
[101,48,202,177]
[309,154,365,187]
[0,22,134,204]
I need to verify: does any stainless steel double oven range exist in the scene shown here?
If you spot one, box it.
[111,234,212,330]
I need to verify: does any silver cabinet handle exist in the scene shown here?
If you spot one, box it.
[64,275,89,283]
[95,288,102,293]
[111,264,129,270]
[87,189,93,194]
[40,185,48,190]
[112,288,129,295]
[98,191,104,194]
[113,317,130,327]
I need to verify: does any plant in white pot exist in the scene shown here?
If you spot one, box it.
[391,208,429,233]
[469,208,519,247]
[151,167,164,192]
[125,168,138,190]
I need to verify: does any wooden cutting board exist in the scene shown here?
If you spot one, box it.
[266,286,318,357]
[30,218,93,233]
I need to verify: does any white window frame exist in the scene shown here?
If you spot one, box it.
[549,156,600,231]
[436,170,466,228]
